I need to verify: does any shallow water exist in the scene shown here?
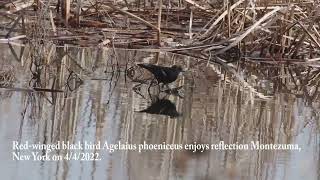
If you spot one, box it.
[0,44,319,180]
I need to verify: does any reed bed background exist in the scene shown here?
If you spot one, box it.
[1,0,320,64]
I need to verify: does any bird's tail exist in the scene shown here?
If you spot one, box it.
[137,63,147,68]
[137,63,157,73]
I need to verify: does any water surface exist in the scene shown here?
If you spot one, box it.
[0,44,319,180]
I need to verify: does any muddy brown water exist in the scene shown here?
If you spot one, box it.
[0,44,319,180]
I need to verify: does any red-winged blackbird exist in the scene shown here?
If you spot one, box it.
[137,63,183,85]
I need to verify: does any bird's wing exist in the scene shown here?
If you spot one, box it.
[159,68,168,77]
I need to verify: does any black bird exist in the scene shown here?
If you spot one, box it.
[137,99,181,118]
[137,63,183,85]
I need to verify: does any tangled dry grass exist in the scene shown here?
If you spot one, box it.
[0,65,15,98]
[0,0,319,64]
[0,65,15,88]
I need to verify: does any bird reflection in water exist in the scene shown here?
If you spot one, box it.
[137,98,181,118]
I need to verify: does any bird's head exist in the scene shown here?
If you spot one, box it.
[171,65,184,73]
